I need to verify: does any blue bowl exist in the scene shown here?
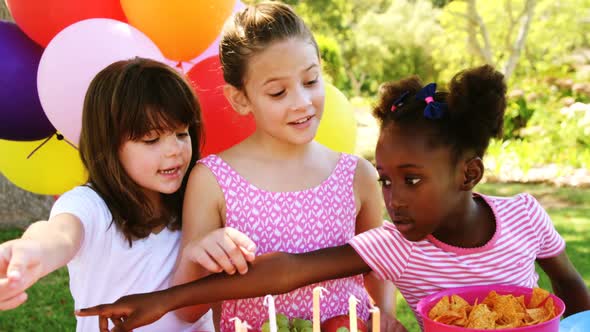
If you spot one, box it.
[559,310,590,332]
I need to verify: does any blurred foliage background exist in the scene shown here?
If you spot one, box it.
[250,0,590,184]
[2,0,588,183]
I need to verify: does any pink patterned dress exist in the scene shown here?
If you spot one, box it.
[198,154,371,332]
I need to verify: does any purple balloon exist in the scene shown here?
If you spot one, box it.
[0,20,54,140]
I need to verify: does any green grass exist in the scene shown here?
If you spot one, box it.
[0,183,588,331]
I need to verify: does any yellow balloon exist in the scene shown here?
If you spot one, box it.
[0,136,87,195]
[315,83,357,153]
[121,0,235,61]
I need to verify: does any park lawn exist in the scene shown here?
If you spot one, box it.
[0,183,588,332]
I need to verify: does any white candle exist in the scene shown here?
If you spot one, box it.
[240,321,251,332]
[313,287,328,332]
[349,295,358,332]
[230,317,242,332]
[370,307,380,332]
[264,295,278,332]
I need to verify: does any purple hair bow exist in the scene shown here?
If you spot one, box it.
[415,83,447,119]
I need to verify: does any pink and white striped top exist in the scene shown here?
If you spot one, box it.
[349,193,565,328]
[199,154,370,332]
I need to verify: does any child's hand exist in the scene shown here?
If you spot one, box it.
[76,292,168,332]
[184,227,256,275]
[0,239,43,310]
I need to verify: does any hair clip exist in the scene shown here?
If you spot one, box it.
[415,83,447,119]
[390,91,410,112]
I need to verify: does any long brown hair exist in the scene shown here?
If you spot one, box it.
[219,1,319,89]
[78,57,202,245]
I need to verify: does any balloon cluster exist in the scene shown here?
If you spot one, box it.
[0,0,357,196]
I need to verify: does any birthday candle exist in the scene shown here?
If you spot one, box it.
[370,307,380,332]
[230,317,242,332]
[264,295,278,332]
[313,287,328,332]
[349,295,358,332]
[240,321,251,332]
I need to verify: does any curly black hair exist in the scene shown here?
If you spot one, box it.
[373,65,506,159]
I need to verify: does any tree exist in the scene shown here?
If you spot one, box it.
[349,0,440,95]
[445,0,536,80]
[433,0,589,82]
[1,1,13,21]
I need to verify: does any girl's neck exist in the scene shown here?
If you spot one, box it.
[432,193,496,248]
[144,190,167,233]
[246,130,313,161]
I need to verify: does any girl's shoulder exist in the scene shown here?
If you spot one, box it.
[52,185,108,215]
[478,192,541,212]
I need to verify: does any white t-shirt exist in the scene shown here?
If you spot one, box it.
[50,186,214,332]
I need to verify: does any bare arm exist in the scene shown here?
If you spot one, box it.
[537,251,590,316]
[172,163,256,322]
[0,214,83,310]
[171,163,226,321]
[77,245,371,332]
[171,244,371,307]
[354,158,397,318]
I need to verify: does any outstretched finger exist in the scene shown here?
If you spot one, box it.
[5,245,32,282]
[0,292,27,310]
[76,304,112,317]
[225,228,257,260]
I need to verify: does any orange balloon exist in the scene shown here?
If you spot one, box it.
[121,0,235,61]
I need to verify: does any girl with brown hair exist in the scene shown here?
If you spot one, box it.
[0,57,215,331]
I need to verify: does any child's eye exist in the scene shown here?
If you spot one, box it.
[405,177,421,185]
[143,137,159,144]
[378,178,391,187]
[305,78,318,86]
[269,90,285,97]
[176,132,190,139]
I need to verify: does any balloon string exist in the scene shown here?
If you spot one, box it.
[26,132,78,159]
[26,133,54,159]
[55,133,79,150]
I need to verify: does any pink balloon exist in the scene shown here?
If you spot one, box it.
[37,18,165,145]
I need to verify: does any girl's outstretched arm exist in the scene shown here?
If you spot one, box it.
[0,214,83,310]
[537,251,590,316]
[77,244,371,332]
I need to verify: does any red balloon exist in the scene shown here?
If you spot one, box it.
[6,0,127,47]
[187,56,255,156]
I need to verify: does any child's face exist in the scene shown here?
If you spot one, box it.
[241,38,324,145]
[375,124,464,241]
[119,124,192,204]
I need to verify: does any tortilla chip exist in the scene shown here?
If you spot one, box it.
[528,287,550,308]
[466,304,497,329]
